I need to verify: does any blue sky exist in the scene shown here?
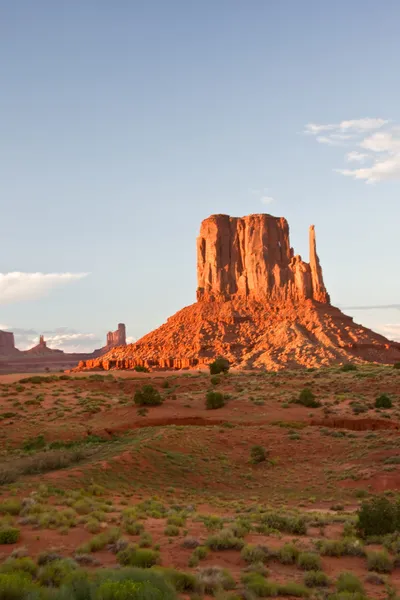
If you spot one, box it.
[1,0,399,351]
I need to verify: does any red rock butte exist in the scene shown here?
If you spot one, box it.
[78,213,400,371]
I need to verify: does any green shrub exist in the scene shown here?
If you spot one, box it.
[206,390,225,410]
[367,550,393,573]
[357,495,399,536]
[209,357,230,375]
[336,572,364,594]
[242,572,277,597]
[38,558,77,587]
[207,529,244,550]
[279,543,299,565]
[117,546,159,568]
[0,500,22,516]
[241,544,269,563]
[210,375,220,386]
[164,524,179,537]
[250,445,268,464]
[394,362,400,370]
[297,552,321,571]
[341,363,357,372]
[134,385,162,406]
[317,538,365,557]
[79,527,121,553]
[303,570,329,587]
[154,567,197,592]
[375,394,392,409]
[0,557,37,577]
[260,512,307,535]
[296,389,320,408]
[133,365,149,373]
[22,434,46,452]
[92,568,176,600]
[0,527,20,544]
[0,572,38,599]
[96,578,169,599]
[278,582,310,597]
[124,521,144,536]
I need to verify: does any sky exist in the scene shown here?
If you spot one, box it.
[1,0,399,352]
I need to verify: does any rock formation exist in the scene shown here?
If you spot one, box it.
[197,214,329,303]
[106,323,126,349]
[76,213,400,371]
[26,335,63,355]
[0,330,19,356]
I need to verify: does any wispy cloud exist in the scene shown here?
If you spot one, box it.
[304,117,400,183]
[250,187,275,206]
[346,151,367,163]
[0,272,88,304]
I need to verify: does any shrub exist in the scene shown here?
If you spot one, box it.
[279,543,299,565]
[164,524,179,537]
[336,572,364,594]
[242,572,277,597]
[209,357,230,375]
[133,365,149,373]
[134,385,162,406]
[356,495,398,536]
[38,558,77,586]
[207,529,244,550]
[124,521,144,536]
[341,363,357,372]
[367,550,393,573]
[79,527,121,553]
[250,445,268,464]
[303,571,329,587]
[0,527,20,544]
[0,500,22,516]
[317,538,365,557]
[260,512,307,535]
[0,557,37,576]
[296,389,320,408]
[297,552,321,571]
[241,544,269,563]
[23,434,46,452]
[0,572,38,599]
[96,578,171,599]
[375,394,392,409]
[206,390,225,410]
[91,568,177,600]
[278,582,310,597]
[181,537,200,549]
[394,362,400,370]
[197,567,235,594]
[154,567,197,592]
[37,551,63,566]
[210,375,220,385]
[117,546,159,568]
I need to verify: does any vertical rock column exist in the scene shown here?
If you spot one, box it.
[309,225,330,303]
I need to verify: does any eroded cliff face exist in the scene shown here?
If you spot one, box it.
[196,214,329,303]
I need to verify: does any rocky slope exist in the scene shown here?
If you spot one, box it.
[77,213,400,371]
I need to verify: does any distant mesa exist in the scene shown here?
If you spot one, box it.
[25,335,63,356]
[0,323,127,374]
[77,213,400,372]
[0,330,19,357]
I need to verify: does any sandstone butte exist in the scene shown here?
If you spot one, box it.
[77,213,400,371]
